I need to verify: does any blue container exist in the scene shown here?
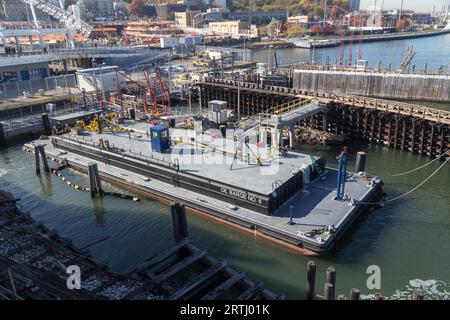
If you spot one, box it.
[150,125,170,153]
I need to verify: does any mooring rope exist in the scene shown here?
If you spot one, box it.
[391,150,450,177]
[358,156,450,205]
[23,147,140,202]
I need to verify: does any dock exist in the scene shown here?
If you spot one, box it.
[199,78,450,160]
[23,120,384,254]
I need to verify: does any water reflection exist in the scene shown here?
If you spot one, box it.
[91,197,106,225]
[37,172,53,199]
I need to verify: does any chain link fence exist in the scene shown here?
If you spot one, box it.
[0,74,77,101]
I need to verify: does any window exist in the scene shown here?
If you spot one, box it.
[2,71,18,82]
[29,69,40,76]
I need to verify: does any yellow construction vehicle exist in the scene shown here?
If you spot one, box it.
[193,60,210,68]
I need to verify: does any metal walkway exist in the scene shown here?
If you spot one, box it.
[22,0,92,36]
[261,100,327,129]
[201,78,450,125]
[0,47,170,67]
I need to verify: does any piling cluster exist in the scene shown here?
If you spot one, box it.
[305,261,425,300]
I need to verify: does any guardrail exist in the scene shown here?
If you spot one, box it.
[202,78,450,125]
[329,94,450,125]
[266,98,313,115]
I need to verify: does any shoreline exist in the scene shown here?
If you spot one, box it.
[294,28,450,49]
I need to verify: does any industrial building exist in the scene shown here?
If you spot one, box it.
[208,20,249,36]
[175,9,202,28]
[228,11,287,25]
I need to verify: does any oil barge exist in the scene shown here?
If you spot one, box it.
[23,105,384,255]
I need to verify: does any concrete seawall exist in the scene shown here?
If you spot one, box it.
[292,69,450,102]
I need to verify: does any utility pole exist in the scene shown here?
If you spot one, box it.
[237,74,240,123]
[99,62,106,103]
[188,86,192,116]
[399,0,404,31]
[372,0,378,33]
[92,58,98,94]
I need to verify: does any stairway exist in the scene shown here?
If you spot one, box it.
[310,155,326,181]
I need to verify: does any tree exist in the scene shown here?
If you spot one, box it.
[258,25,268,36]
[395,18,410,31]
[284,23,306,37]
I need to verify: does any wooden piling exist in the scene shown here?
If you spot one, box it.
[355,151,367,173]
[349,288,360,300]
[412,289,424,300]
[171,202,188,241]
[87,163,102,198]
[306,261,316,300]
[326,266,336,286]
[41,113,52,136]
[325,266,336,300]
[34,144,49,174]
[324,282,334,300]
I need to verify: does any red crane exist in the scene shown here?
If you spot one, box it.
[143,67,158,115]
[155,67,171,114]
[348,31,354,66]
[114,68,149,115]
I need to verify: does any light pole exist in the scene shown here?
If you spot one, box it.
[91,58,98,93]
[188,86,192,116]
[237,73,241,123]
[399,0,404,32]
[99,62,106,103]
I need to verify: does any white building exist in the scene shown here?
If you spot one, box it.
[288,15,309,24]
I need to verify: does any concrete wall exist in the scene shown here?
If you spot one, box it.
[292,69,450,102]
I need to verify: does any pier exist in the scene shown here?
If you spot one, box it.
[199,79,450,160]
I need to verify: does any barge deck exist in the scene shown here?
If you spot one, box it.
[23,124,383,254]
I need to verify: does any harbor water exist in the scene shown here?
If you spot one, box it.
[1,35,450,299]
[252,32,450,73]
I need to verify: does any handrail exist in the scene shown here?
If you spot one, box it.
[202,78,450,125]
